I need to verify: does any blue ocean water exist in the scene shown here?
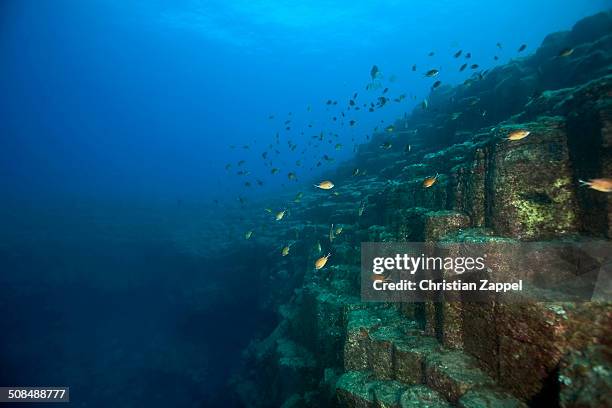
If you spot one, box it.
[0,1,610,407]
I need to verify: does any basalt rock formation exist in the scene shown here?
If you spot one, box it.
[231,11,612,408]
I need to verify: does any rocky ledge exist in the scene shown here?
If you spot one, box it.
[231,11,612,408]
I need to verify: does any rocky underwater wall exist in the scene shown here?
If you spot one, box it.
[231,11,612,408]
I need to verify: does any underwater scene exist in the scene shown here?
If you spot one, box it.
[1,1,612,407]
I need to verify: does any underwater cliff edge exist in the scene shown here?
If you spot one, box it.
[228,11,612,408]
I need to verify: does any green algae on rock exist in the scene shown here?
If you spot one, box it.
[232,11,612,408]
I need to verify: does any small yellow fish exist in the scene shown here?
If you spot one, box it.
[335,226,343,235]
[281,245,290,256]
[507,129,530,141]
[315,180,334,190]
[579,178,612,193]
[275,210,286,221]
[245,231,253,240]
[315,253,331,270]
[371,274,392,283]
[423,173,439,188]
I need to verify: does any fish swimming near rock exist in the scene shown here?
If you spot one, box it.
[460,63,468,72]
[380,142,392,150]
[245,230,253,240]
[275,210,286,221]
[579,178,612,193]
[315,180,334,190]
[371,274,392,283]
[370,65,381,80]
[423,173,439,188]
[358,200,367,216]
[315,253,331,270]
[281,244,291,256]
[425,69,439,78]
[507,129,530,141]
[558,48,574,57]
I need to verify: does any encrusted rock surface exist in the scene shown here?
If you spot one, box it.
[232,11,612,408]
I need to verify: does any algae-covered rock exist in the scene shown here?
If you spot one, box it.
[452,148,487,227]
[232,11,612,407]
[344,309,385,371]
[425,350,495,402]
[394,336,440,385]
[344,307,424,378]
[390,207,429,241]
[369,325,405,380]
[369,380,409,408]
[336,371,415,408]
[399,385,451,408]
[336,371,376,408]
[461,301,500,379]
[489,117,580,240]
[559,345,612,408]
[496,301,573,400]
[423,210,471,242]
[458,387,527,408]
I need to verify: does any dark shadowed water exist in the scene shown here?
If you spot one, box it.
[0,203,277,407]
